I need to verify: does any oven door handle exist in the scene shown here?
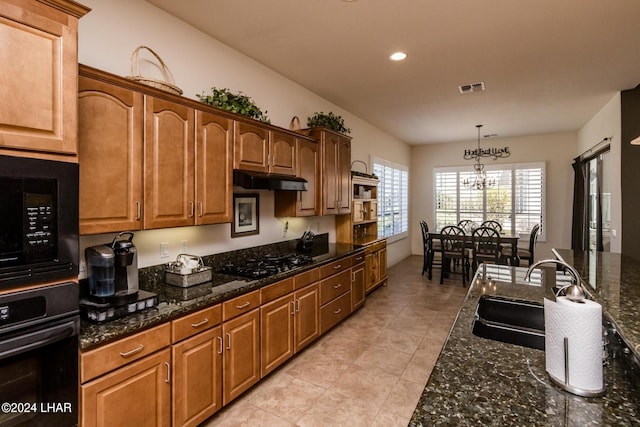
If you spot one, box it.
[0,317,79,361]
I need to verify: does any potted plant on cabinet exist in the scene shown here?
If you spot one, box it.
[307,111,351,135]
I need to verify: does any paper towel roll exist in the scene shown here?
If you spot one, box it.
[544,296,604,395]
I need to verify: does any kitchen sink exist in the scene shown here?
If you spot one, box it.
[472,295,545,350]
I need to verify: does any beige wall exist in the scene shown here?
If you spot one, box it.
[410,132,578,262]
[77,0,411,269]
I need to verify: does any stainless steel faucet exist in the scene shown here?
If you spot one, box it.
[524,258,585,302]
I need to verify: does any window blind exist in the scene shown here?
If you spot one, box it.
[434,162,545,239]
[373,158,408,240]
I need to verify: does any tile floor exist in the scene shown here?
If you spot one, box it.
[203,255,467,426]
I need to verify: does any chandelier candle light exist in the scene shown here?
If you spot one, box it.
[463,124,509,190]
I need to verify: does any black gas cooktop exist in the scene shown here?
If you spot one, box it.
[219,253,313,279]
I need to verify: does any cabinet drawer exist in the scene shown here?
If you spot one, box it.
[261,277,294,304]
[171,304,222,343]
[222,290,261,321]
[319,269,351,306]
[80,322,171,383]
[318,258,352,280]
[294,268,319,289]
[320,291,351,334]
[351,251,366,266]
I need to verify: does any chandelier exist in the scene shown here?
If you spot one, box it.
[463,124,496,190]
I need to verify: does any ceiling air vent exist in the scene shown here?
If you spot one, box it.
[458,82,485,94]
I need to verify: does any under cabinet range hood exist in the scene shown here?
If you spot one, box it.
[233,170,308,191]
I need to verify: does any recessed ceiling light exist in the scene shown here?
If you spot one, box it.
[389,52,407,61]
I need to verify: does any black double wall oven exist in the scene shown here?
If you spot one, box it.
[0,154,80,426]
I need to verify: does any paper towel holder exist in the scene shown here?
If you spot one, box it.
[547,337,606,397]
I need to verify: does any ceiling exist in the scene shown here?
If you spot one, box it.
[146,0,640,145]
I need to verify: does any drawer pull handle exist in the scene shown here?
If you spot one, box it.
[333,284,342,289]
[164,362,170,384]
[191,318,209,328]
[218,336,223,354]
[333,308,342,315]
[296,299,300,313]
[333,264,342,269]
[136,201,141,220]
[291,301,295,315]
[188,201,194,218]
[235,301,251,309]
[226,333,231,350]
[119,344,144,358]
[198,201,203,217]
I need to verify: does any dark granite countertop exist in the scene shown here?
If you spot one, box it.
[79,242,361,350]
[410,261,640,426]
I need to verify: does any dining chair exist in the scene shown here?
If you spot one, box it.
[501,224,540,266]
[420,221,440,279]
[438,225,470,287]
[480,220,502,233]
[457,220,478,234]
[471,226,502,273]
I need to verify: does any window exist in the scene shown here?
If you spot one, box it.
[434,162,545,239]
[373,158,408,241]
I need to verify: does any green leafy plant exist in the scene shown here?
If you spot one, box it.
[307,111,351,134]
[197,87,270,123]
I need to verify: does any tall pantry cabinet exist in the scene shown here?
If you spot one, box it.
[0,0,90,159]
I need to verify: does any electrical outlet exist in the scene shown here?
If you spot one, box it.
[160,242,169,258]
[180,240,189,253]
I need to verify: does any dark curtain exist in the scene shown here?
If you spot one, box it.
[571,156,588,250]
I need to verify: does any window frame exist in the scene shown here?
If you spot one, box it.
[372,156,409,243]
[433,161,546,241]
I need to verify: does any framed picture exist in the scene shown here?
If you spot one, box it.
[232,193,259,237]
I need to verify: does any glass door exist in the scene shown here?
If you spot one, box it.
[587,150,611,251]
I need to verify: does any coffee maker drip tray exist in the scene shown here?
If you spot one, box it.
[80,290,158,323]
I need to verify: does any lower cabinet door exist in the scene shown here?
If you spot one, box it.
[223,309,260,405]
[81,349,171,427]
[351,263,366,311]
[294,283,320,353]
[260,294,295,377]
[172,327,223,427]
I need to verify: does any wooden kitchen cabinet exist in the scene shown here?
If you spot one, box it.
[222,308,260,405]
[260,293,295,377]
[77,65,233,234]
[80,323,172,427]
[260,281,320,377]
[81,349,171,427]
[0,0,89,158]
[233,122,296,175]
[144,95,195,229]
[308,128,351,215]
[336,174,380,245]
[351,259,366,311]
[78,71,144,234]
[195,110,233,224]
[172,326,223,427]
[274,138,320,217]
[365,240,388,293]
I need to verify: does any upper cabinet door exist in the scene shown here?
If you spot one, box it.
[233,122,269,172]
[269,131,296,176]
[338,136,352,214]
[297,139,320,216]
[78,75,144,234]
[196,110,233,224]
[321,132,340,215]
[0,0,89,156]
[144,96,195,229]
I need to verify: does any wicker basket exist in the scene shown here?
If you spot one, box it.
[127,46,183,96]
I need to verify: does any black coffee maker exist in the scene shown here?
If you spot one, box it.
[85,232,139,304]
